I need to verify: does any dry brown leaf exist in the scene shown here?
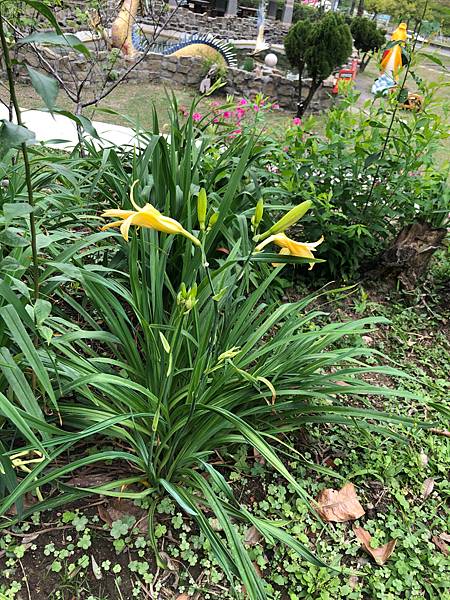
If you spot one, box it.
[422,477,435,499]
[418,452,429,467]
[176,596,190,600]
[98,499,147,533]
[432,535,449,556]
[429,428,450,438]
[6,493,37,515]
[354,526,396,565]
[253,447,265,465]
[439,533,450,543]
[315,482,365,523]
[244,525,263,546]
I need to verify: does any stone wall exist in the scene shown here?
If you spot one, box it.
[15,49,205,90]
[226,68,333,111]
[12,49,332,113]
[142,8,289,45]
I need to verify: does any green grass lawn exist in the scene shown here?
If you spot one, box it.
[4,81,293,132]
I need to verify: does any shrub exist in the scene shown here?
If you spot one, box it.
[268,84,449,279]
[350,16,386,71]
[284,12,353,117]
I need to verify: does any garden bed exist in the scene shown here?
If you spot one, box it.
[1,272,449,600]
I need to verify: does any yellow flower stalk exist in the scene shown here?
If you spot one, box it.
[255,232,324,269]
[101,180,200,246]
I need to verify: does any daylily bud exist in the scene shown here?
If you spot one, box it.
[256,200,312,242]
[177,282,198,313]
[208,211,219,230]
[197,188,207,231]
[251,198,264,230]
[188,282,197,300]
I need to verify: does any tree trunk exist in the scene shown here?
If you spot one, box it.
[371,222,447,289]
[298,79,321,117]
[357,0,365,16]
[350,0,357,16]
[296,62,305,118]
[360,53,371,71]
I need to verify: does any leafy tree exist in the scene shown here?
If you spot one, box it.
[285,13,352,117]
[292,2,320,23]
[351,16,386,70]
[384,0,432,28]
[365,0,392,18]
[284,19,312,118]
[303,13,353,116]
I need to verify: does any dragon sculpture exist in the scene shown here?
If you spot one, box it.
[111,0,236,67]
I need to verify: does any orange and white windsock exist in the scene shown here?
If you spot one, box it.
[380,23,408,81]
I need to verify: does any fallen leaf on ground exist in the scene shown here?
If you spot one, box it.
[354,526,396,565]
[315,482,365,522]
[432,535,449,556]
[429,428,450,438]
[253,447,265,465]
[422,477,434,499]
[418,452,429,467]
[91,555,102,580]
[244,525,263,546]
[439,533,450,543]
[98,499,147,533]
[176,596,190,600]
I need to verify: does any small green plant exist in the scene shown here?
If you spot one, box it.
[242,56,254,72]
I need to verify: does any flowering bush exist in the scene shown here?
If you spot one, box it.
[264,87,449,278]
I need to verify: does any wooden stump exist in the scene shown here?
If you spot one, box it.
[373,222,447,289]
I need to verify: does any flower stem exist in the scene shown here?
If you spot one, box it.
[0,8,39,300]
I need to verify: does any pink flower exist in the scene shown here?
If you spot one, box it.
[253,104,260,112]
[273,103,280,110]
[292,117,302,126]
[236,107,246,119]
[213,116,220,123]
[192,112,202,122]
[223,111,232,119]
[283,146,289,152]
[229,128,242,138]
[211,100,220,108]
[239,98,248,106]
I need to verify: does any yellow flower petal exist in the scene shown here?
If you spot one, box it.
[120,214,136,241]
[101,209,135,218]
[100,220,125,231]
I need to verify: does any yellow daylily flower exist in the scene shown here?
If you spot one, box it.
[255,232,324,270]
[101,181,200,246]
